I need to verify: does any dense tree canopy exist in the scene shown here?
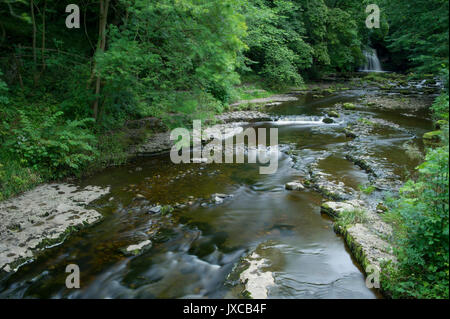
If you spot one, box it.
[0,0,386,127]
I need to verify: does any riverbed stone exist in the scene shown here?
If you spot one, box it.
[229,94,299,108]
[226,241,282,299]
[285,182,305,191]
[327,111,340,118]
[134,194,146,200]
[148,205,162,214]
[344,128,357,138]
[122,240,152,256]
[343,103,356,110]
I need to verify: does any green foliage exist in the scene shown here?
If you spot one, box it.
[359,184,376,195]
[382,126,449,299]
[0,71,9,105]
[381,0,449,74]
[431,94,449,122]
[93,132,130,169]
[241,0,313,87]
[325,8,364,72]
[96,0,246,125]
[3,111,98,178]
[0,158,42,202]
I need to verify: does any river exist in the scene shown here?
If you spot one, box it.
[0,82,434,299]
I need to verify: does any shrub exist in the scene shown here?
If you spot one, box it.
[382,128,449,299]
[3,111,98,178]
[431,94,449,122]
[0,159,42,201]
[0,71,9,105]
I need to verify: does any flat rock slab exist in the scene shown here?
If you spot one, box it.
[321,200,363,218]
[0,183,109,273]
[230,94,299,107]
[122,240,152,256]
[337,222,395,271]
[216,111,272,123]
[321,199,395,275]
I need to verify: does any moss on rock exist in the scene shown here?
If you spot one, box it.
[343,103,356,110]
[423,130,442,145]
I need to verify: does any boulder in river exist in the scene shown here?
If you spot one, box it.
[343,103,357,110]
[321,200,363,218]
[344,128,357,139]
[423,130,442,145]
[323,118,335,124]
[285,182,305,191]
[121,240,152,256]
[148,205,162,214]
[327,111,340,118]
[134,194,146,201]
[226,241,283,299]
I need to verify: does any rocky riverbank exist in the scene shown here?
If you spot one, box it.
[320,200,396,275]
[278,72,441,297]
[0,184,109,274]
[130,93,298,156]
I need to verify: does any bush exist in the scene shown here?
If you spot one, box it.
[431,94,449,122]
[3,111,98,178]
[0,71,9,105]
[0,159,42,201]
[92,132,129,169]
[382,128,449,299]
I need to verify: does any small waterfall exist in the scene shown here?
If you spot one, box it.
[360,48,383,72]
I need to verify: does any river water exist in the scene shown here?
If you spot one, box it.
[0,86,433,299]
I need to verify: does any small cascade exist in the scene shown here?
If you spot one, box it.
[360,48,383,72]
[273,116,326,125]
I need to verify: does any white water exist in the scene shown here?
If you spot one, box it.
[360,48,383,72]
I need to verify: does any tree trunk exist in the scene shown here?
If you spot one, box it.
[30,0,38,86]
[92,0,110,121]
[41,0,46,73]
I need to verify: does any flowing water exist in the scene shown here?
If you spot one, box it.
[361,48,383,72]
[0,86,433,299]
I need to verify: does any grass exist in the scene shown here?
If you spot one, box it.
[336,209,368,228]
[232,74,282,103]
[0,156,43,201]
[359,184,376,195]
[233,85,277,102]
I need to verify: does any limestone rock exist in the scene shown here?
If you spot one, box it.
[285,182,305,191]
[321,200,362,218]
[122,240,152,256]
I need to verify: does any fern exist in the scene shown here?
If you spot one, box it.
[4,111,98,178]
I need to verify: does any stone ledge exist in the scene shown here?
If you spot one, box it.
[0,183,109,273]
